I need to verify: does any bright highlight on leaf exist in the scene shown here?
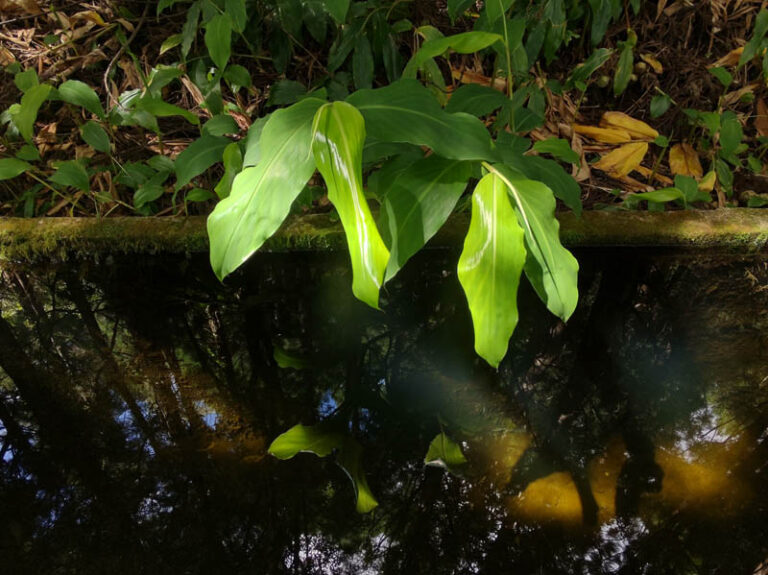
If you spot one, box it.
[312,101,389,309]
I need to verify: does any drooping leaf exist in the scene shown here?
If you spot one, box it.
[403,31,503,78]
[0,158,32,180]
[490,164,579,322]
[12,83,52,142]
[205,13,233,70]
[208,98,324,280]
[458,171,526,367]
[381,156,471,280]
[58,80,104,119]
[268,425,378,513]
[174,134,231,189]
[50,160,90,192]
[346,80,496,161]
[312,101,389,309]
[425,432,468,472]
[532,138,579,164]
[445,84,507,117]
[80,121,111,153]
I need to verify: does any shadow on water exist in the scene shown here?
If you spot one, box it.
[0,248,767,574]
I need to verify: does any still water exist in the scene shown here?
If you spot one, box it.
[0,249,766,574]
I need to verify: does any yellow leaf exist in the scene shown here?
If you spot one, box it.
[711,47,743,68]
[669,143,703,178]
[594,142,648,177]
[572,124,633,144]
[698,171,716,192]
[599,112,659,141]
[640,53,663,74]
[634,165,673,185]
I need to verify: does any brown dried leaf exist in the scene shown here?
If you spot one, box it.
[640,53,663,74]
[599,112,659,141]
[711,47,743,68]
[572,124,633,144]
[0,0,41,14]
[594,142,649,178]
[669,143,703,177]
[0,46,15,66]
[634,165,673,185]
[756,99,768,138]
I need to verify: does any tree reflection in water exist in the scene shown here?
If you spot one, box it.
[0,251,766,574]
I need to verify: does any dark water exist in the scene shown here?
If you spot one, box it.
[0,248,767,574]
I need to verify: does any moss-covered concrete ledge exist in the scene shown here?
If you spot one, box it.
[0,210,766,261]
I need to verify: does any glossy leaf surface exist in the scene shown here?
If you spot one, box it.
[381,156,471,281]
[491,164,579,321]
[208,98,324,280]
[312,102,389,308]
[458,172,526,367]
[346,80,495,161]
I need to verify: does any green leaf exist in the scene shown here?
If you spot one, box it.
[425,432,467,472]
[312,102,390,308]
[146,65,184,98]
[447,0,474,21]
[174,134,231,189]
[458,171,526,367]
[182,1,201,58]
[214,141,243,199]
[208,98,324,280]
[15,144,40,161]
[268,80,307,106]
[268,424,378,513]
[709,66,733,89]
[202,114,239,136]
[319,0,349,23]
[403,31,503,78]
[353,35,374,90]
[0,158,32,180]
[567,48,613,89]
[613,30,637,96]
[50,160,89,192]
[205,13,232,70]
[484,0,514,24]
[625,188,684,207]
[346,80,496,161]
[719,111,743,159]
[650,93,671,118]
[160,33,183,55]
[242,115,269,167]
[445,84,507,117]
[739,9,768,67]
[490,164,579,321]
[12,84,52,142]
[223,64,252,91]
[185,187,216,203]
[225,0,248,32]
[532,138,579,164]
[747,195,768,207]
[135,97,199,125]
[715,158,733,197]
[14,68,39,93]
[80,121,111,153]
[58,80,105,119]
[134,182,166,208]
[381,156,471,281]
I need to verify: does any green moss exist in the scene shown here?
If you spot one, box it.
[0,210,765,263]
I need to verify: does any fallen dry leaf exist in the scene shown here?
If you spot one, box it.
[0,46,15,66]
[698,171,716,192]
[0,0,41,15]
[634,165,673,185]
[756,99,768,138]
[594,142,649,177]
[573,124,633,144]
[640,53,663,74]
[711,47,743,68]
[600,112,659,141]
[669,143,703,177]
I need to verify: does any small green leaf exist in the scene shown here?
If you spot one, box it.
[719,111,743,159]
[174,134,231,189]
[202,114,239,136]
[0,158,32,180]
[739,9,768,67]
[458,171,526,367]
[567,48,613,89]
[135,97,199,125]
[614,43,634,96]
[205,13,233,70]
[214,141,243,198]
[15,144,40,161]
[134,182,166,208]
[225,0,248,32]
[312,102,390,308]
[532,138,579,164]
[747,195,768,207]
[709,66,733,89]
[650,94,672,118]
[80,121,111,153]
[425,432,467,472]
[14,68,39,93]
[160,33,183,55]
[182,1,201,58]
[223,64,252,91]
[484,0,514,24]
[58,80,105,119]
[403,31,503,78]
[50,160,90,192]
[12,84,52,142]
[185,187,216,203]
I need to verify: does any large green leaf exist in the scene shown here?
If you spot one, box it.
[12,84,52,142]
[0,158,32,181]
[490,164,579,321]
[268,424,378,513]
[381,156,471,281]
[403,31,503,78]
[174,134,231,189]
[457,172,526,367]
[346,80,495,161]
[205,13,233,70]
[208,98,324,280]
[312,102,389,309]
[58,80,105,119]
